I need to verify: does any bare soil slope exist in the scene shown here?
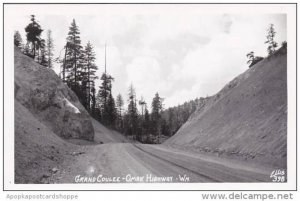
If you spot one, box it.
[15,101,127,183]
[14,47,127,183]
[165,47,287,168]
[15,46,94,141]
[15,100,79,183]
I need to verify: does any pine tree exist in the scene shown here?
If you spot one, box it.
[151,92,163,143]
[14,31,23,48]
[98,73,114,125]
[144,104,150,135]
[82,41,98,110]
[167,108,175,136]
[246,51,254,65]
[161,118,170,138]
[138,96,146,141]
[39,39,48,66]
[46,29,54,68]
[61,42,69,83]
[116,94,124,117]
[265,24,278,55]
[106,93,117,128]
[246,51,264,68]
[139,96,146,116]
[91,82,96,115]
[25,15,43,59]
[116,94,124,131]
[94,89,103,121]
[127,84,139,139]
[65,19,83,90]
[23,42,31,56]
[159,97,207,138]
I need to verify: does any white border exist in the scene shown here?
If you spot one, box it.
[3,3,297,191]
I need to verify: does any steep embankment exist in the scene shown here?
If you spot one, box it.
[15,46,94,141]
[15,100,79,183]
[14,46,95,183]
[14,47,127,183]
[165,47,287,168]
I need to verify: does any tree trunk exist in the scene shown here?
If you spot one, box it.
[33,42,36,59]
[73,35,77,87]
[63,45,67,82]
[87,62,90,111]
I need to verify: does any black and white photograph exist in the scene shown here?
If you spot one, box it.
[2,3,297,193]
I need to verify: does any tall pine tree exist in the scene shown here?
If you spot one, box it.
[127,84,139,139]
[25,15,43,59]
[143,104,151,139]
[46,29,54,68]
[98,73,114,126]
[91,83,97,115]
[265,24,278,55]
[116,94,124,131]
[106,93,117,128]
[82,41,98,110]
[65,19,83,91]
[38,39,47,66]
[151,92,163,143]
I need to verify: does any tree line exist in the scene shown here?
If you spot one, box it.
[15,16,287,144]
[14,15,178,144]
[160,97,209,139]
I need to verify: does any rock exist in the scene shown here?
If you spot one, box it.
[50,167,59,174]
[14,47,94,141]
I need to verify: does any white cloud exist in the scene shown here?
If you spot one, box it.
[11,5,287,108]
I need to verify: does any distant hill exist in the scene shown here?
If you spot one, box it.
[161,97,211,137]
[165,46,287,169]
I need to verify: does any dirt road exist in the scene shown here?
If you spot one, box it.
[53,143,273,183]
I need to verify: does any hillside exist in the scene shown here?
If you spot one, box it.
[161,97,210,137]
[15,100,80,183]
[14,47,127,183]
[15,46,94,140]
[165,47,287,169]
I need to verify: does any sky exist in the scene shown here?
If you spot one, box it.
[11,5,287,109]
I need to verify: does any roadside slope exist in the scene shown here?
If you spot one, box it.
[14,46,127,183]
[15,100,79,183]
[165,47,287,168]
[15,46,94,141]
